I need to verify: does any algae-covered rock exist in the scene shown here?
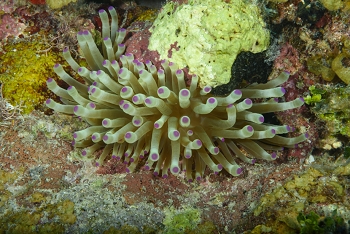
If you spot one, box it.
[148,0,270,87]
[308,84,350,137]
[163,206,202,233]
[253,166,348,233]
[319,0,347,11]
[0,37,64,114]
[46,0,77,9]
[332,51,350,84]
[333,163,350,175]
[307,55,335,81]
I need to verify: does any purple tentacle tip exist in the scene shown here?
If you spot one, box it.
[204,86,211,92]
[259,116,264,123]
[102,120,108,126]
[217,164,223,170]
[151,153,158,161]
[281,87,286,94]
[271,152,277,159]
[247,126,253,132]
[286,125,291,132]
[234,89,242,95]
[145,98,151,104]
[208,97,216,104]
[181,89,189,96]
[182,116,189,123]
[173,130,180,137]
[172,167,180,173]
[214,147,219,154]
[158,88,164,94]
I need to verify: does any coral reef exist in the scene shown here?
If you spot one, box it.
[2,0,350,232]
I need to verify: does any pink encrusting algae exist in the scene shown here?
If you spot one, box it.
[45,6,308,182]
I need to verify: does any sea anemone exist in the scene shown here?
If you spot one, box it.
[45,7,308,181]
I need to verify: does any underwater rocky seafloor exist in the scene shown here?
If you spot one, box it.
[1,0,350,233]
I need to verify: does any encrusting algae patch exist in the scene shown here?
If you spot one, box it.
[252,165,349,232]
[0,36,64,114]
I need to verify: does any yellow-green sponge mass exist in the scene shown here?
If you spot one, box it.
[0,36,64,114]
[46,0,77,9]
[148,0,270,87]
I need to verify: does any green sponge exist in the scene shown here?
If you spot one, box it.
[149,0,270,87]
